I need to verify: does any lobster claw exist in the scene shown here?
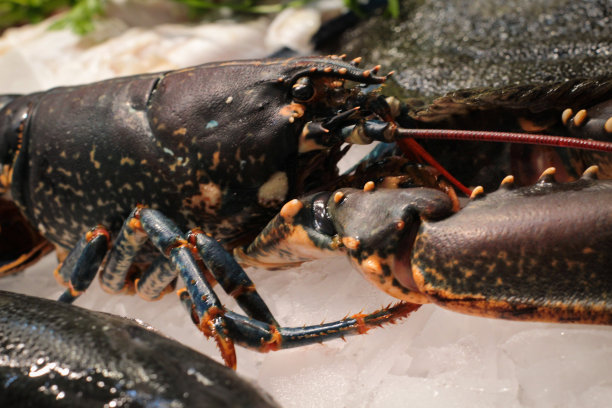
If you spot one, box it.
[235,183,456,304]
[325,186,455,303]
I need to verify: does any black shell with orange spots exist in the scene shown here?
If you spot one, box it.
[0,57,386,254]
[409,175,612,323]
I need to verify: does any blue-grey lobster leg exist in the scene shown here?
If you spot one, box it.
[177,291,418,352]
[54,206,420,368]
[135,209,418,356]
[55,207,240,367]
[56,227,109,303]
[187,228,278,326]
[85,207,274,325]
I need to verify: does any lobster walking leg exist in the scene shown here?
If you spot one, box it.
[187,229,278,326]
[99,207,240,367]
[134,256,177,300]
[130,208,421,360]
[56,226,109,303]
[54,203,423,368]
[99,208,149,295]
[178,291,420,352]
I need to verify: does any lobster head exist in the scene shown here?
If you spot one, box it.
[263,55,396,152]
[147,56,394,196]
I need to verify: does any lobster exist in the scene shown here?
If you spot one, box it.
[0,56,611,368]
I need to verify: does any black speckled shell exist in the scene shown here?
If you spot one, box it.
[412,177,612,323]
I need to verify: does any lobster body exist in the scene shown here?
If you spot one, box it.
[0,56,611,367]
[0,58,383,253]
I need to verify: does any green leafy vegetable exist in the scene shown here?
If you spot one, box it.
[0,0,400,35]
[49,0,105,35]
[0,0,73,30]
[174,0,315,15]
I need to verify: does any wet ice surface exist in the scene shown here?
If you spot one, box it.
[4,255,612,408]
[2,7,612,408]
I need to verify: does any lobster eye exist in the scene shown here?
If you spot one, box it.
[291,77,315,102]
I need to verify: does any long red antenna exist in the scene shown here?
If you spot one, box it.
[399,138,473,196]
[395,129,612,152]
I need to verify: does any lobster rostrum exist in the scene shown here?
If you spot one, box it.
[0,56,611,368]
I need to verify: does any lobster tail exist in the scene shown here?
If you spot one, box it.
[0,94,52,276]
[0,94,26,169]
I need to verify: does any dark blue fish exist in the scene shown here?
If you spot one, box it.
[0,290,279,408]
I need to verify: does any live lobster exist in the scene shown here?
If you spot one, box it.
[0,56,611,368]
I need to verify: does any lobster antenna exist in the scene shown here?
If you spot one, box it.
[395,129,612,152]
[398,138,473,197]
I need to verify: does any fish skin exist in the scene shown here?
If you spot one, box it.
[0,290,279,408]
